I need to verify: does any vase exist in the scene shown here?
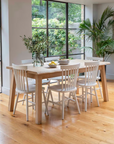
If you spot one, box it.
[33,53,44,67]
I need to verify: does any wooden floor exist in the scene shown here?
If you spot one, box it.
[0,81,114,144]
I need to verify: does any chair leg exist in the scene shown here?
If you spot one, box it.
[73,92,80,114]
[22,94,26,105]
[32,93,34,109]
[26,93,29,121]
[82,87,84,103]
[90,87,93,103]
[94,86,100,107]
[13,93,19,115]
[45,82,50,98]
[47,90,50,108]
[85,87,87,112]
[57,81,60,101]
[67,92,71,107]
[97,80,103,98]
[34,95,36,110]
[62,93,65,120]
[50,90,54,105]
[43,90,49,115]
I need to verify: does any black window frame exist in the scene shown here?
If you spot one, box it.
[32,0,85,59]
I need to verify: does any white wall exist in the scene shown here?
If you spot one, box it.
[1,0,10,94]
[9,0,32,65]
[1,0,32,95]
[95,3,114,79]
[85,4,93,59]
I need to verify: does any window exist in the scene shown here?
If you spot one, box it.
[32,0,85,59]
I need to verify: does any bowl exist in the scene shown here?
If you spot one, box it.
[58,59,69,65]
[48,64,57,68]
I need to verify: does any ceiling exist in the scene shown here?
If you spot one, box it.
[55,0,114,5]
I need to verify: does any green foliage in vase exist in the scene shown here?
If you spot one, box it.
[21,33,48,57]
[78,7,114,61]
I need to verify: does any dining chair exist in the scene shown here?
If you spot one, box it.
[13,65,48,121]
[45,57,69,101]
[78,57,103,100]
[21,59,50,103]
[77,62,100,112]
[47,64,80,120]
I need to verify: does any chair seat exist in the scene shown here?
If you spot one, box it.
[16,85,45,94]
[49,76,69,82]
[48,84,77,92]
[77,80,97,87]
[78,75,100,80]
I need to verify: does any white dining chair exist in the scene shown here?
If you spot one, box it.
[21,59,33,64]
[78,57,103,99]
[47,64,80,120]
[77,62,100,112]
[45,57,69,101]
[21,59,50,103]
[13,65,48,121]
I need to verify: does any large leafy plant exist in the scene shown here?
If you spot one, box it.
[78,7,114,61]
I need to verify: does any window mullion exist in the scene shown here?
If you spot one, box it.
[46,0,49,57]
[66,3,68,59]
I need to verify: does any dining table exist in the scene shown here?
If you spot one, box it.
[6,59,110,124]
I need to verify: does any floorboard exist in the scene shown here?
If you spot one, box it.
[0,81,114,144]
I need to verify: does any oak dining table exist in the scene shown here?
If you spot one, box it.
[6,59,110,124]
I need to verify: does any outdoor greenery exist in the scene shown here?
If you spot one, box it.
[32,0,83,57]
[78,7,114,61]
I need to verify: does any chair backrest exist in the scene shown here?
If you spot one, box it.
[13,65,28,92]
[21,59,33,64]
[85,62,99,85]
[87,57,103,77]
[12,63,16,66]
[45,57,60,62]
[61,64,80,91]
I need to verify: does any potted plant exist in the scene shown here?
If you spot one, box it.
[78,7,114,61]
[21,33,48,66]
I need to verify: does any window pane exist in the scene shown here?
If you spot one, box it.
[32,29,47,56]
[69,54,84,60]
[49,29,66,56]
[68,29,84,55]
[32,0,46,28]
[48,1,66,28]
[68,4,84,28]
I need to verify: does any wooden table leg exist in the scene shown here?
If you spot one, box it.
[35,75,42,124]
[8,70,16,111]
[100,65,109,102]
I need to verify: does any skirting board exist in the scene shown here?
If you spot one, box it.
[2,87,10,96]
